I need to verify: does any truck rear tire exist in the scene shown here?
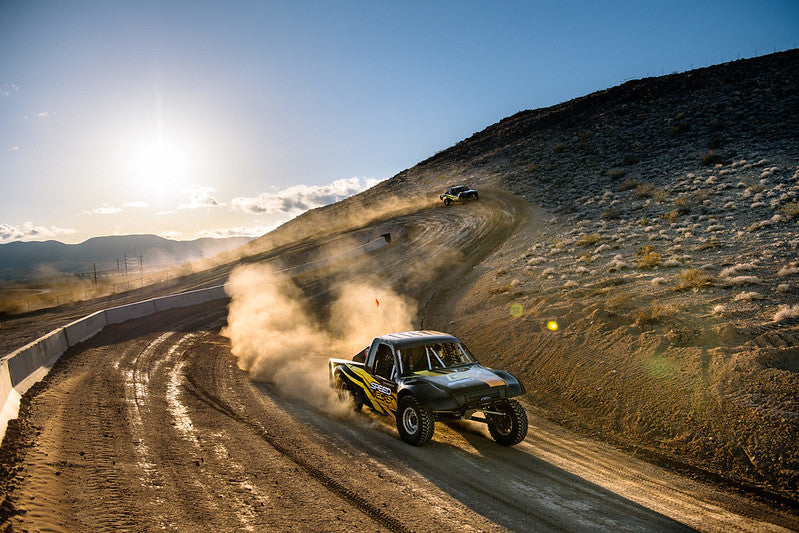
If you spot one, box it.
[335,375,363,411]
[396,396,434,446]
[487,400,528,446]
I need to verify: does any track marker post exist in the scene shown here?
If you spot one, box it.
[375,298,394,331]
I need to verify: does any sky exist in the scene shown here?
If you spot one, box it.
[1,1,797,244]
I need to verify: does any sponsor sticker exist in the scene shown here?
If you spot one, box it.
[370,381,392,396]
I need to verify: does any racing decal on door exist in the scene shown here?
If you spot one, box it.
[340,364,397,414]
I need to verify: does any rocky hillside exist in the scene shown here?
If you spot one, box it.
[384,50,799,501]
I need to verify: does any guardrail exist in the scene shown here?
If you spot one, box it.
[0,233,391,441]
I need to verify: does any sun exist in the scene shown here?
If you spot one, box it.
[121,135,196,200]
[130,141,188,185]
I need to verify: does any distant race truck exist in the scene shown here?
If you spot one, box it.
[328,331,528,446]
[440,185,478,206]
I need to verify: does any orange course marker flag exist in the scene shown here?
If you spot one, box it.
[375,298,380,307]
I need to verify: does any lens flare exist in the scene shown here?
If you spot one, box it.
[546,319,559,332]
[509,303,523,317]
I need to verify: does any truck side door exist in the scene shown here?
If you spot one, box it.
[365,342,398,414]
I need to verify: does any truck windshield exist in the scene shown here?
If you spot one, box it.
[398,342,475,375]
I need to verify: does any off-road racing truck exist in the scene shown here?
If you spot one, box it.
[440,185,478,206]
[328,331,527,446]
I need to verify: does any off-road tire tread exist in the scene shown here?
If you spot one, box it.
[487,399,528,446]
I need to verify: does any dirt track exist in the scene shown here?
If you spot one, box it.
[2,193,798,531]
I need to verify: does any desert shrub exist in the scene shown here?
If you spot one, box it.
[619,179,639,191]
[553,142,566,153]
[662,210,680,223]
[633,300,678,324]
[774,304,799,322]
[601,207,623,220]
[780,202,799,219]
[696,237,721,251]
[701,150,724,166]
[635,183,654,198]
[720,263,755,277]
[527,163,539,172]
[734,291,762,301]
[676,269,711,290]
[725,275,760,286]
[490,283,512,295]
[576,233,602,246]
[636,246,661,269]
[777,263,799,276]
[607,168,626,179]
[606,254,628,272]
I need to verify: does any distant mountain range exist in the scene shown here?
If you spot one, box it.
[0,234,251,281]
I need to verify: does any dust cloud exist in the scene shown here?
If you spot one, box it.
[221,263,416,414]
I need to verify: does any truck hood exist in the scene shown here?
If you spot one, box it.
[406,365,507,392]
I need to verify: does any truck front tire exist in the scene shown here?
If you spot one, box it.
[396,396,434,446]
[487,399,528,446]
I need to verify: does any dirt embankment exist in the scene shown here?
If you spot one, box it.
[400,50,799,503]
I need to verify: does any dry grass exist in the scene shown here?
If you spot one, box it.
[575,233,602,247]
[636,246,661,269]
[489,283,513,295]
[676,269,712,290]
[619,179,640,191]
[780,202,799,220]
[632,299,678,324]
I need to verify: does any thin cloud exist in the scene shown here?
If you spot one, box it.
[8,146,19,152]
[196,223,282,239]
[158,230,182,240]
[179,185,224,210]
[1,83,19,96]
[89,204,122,215]
[231,176,380,214]
[86,201,149,214]
[0,222,75,243]
[36,111,49,119]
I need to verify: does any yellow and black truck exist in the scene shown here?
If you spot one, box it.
[329,330,527,446]
[440,185,478,206]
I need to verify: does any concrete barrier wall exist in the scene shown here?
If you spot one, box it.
[0,285,230,442]
[5,329,69,387]
[64,311,107,346]
[207,285,228,300]
[0,361,19,440]
[154,288,211,312]
[105,299,158,325]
